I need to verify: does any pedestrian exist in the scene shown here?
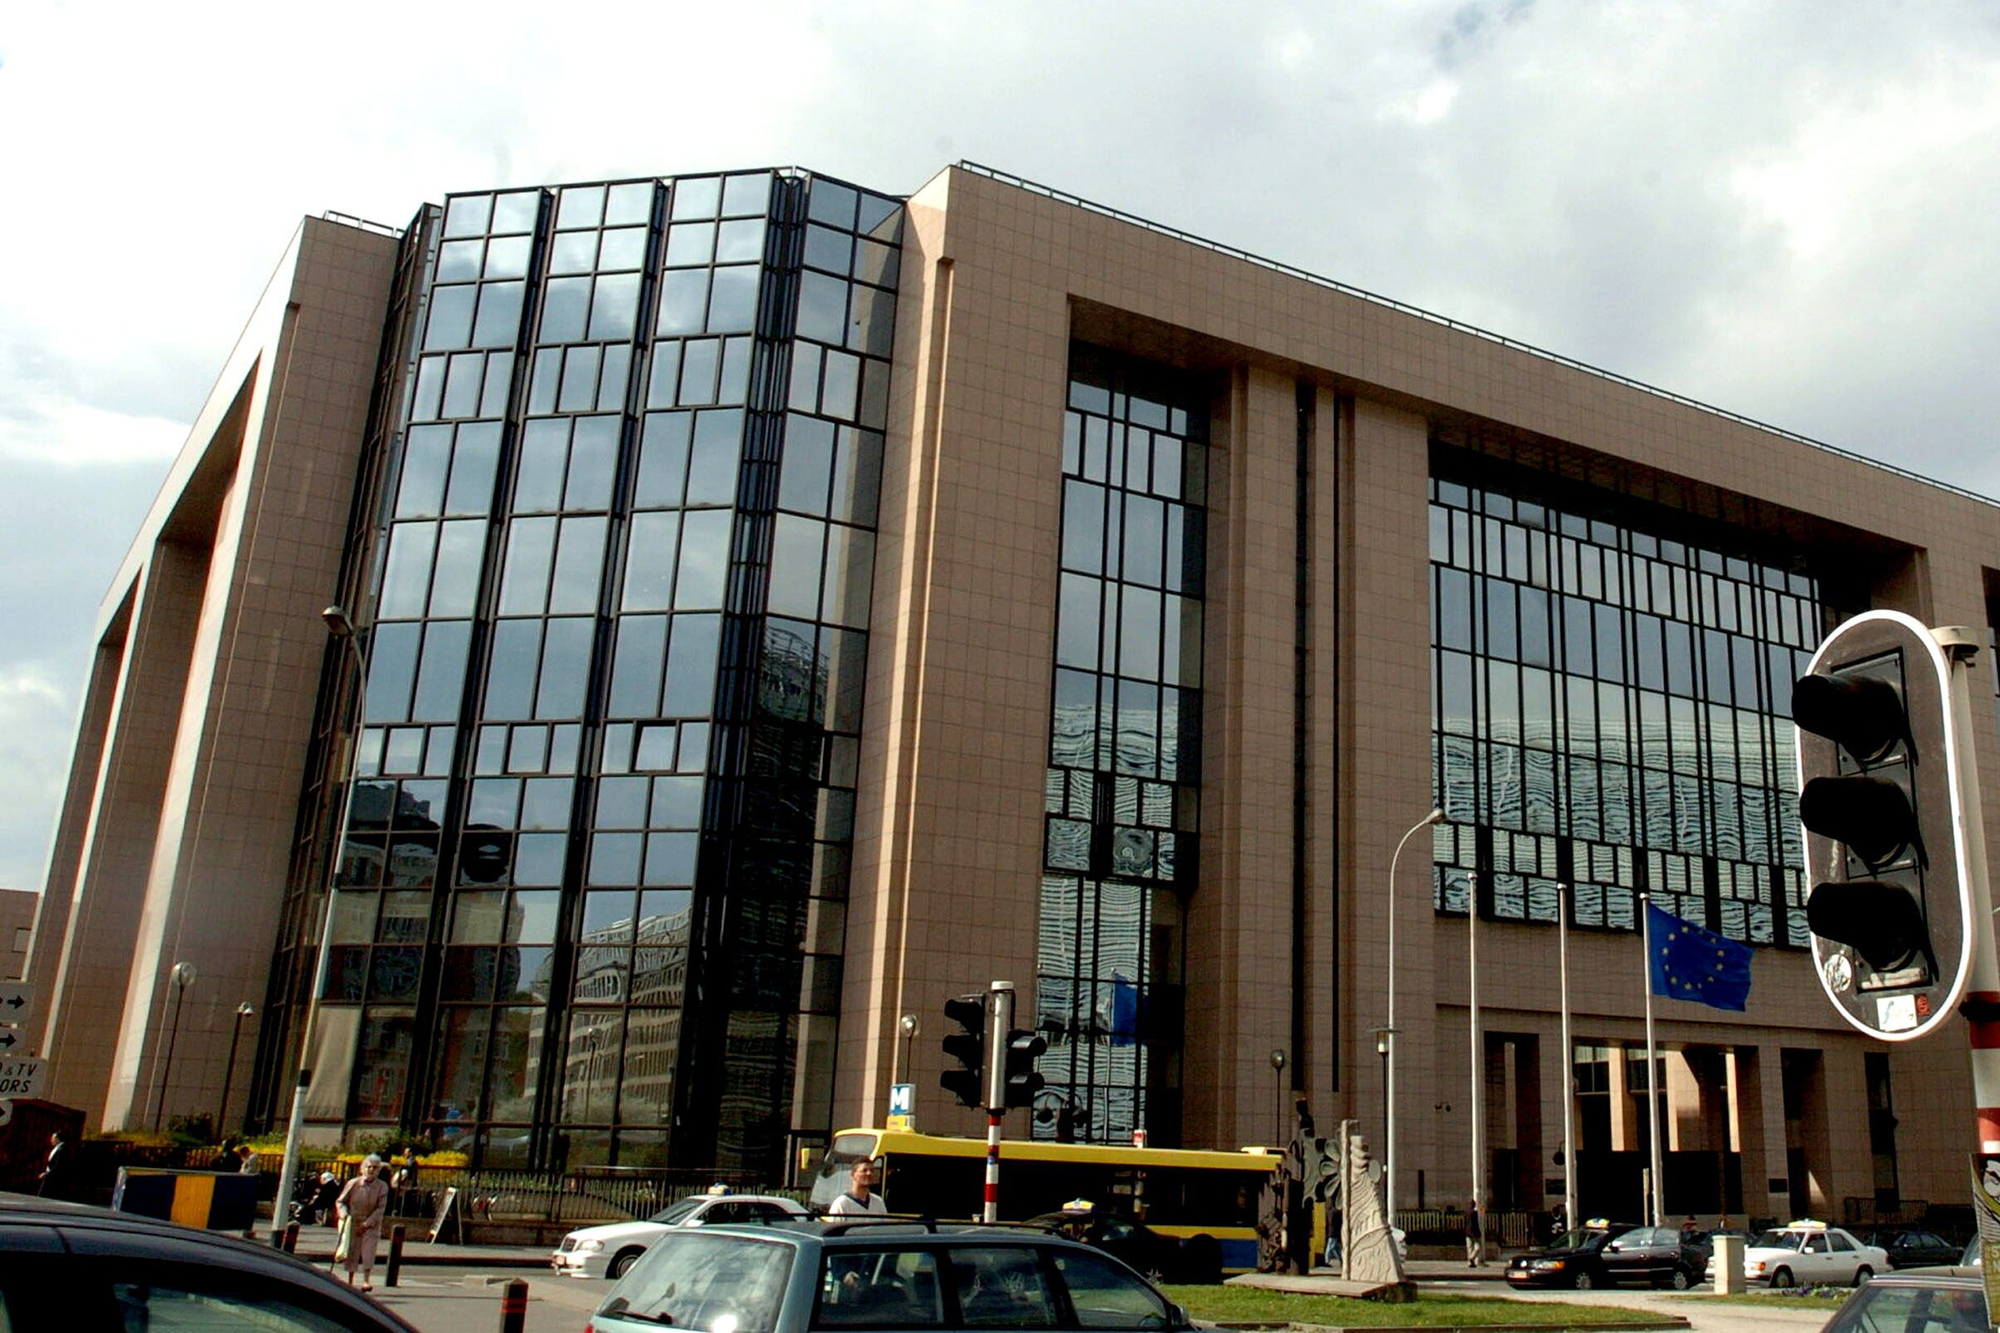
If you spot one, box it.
[1681,1215,1699,1240]
[310,1171,342,1226]
[235,1143,260,1175]
[334,1154,390,1290]
[37,1131,73,1200]
[827,1159,887,1215]
[1464,1196,1485,1267]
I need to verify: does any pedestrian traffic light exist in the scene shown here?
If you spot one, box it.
[1794,611,1974,1042]
[1002,1029,1047,1109]
[940,993,987,1109]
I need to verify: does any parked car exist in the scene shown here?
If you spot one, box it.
[1861,1229,1962,1270]
[0,1192,418,1332]
[1505,1220,1689,1289]
[1708,1220,1887,1288]
[1025,1202,1184,1281]
[551,1191,807,1279]
[1821,1272,1987,1333]
[590,1218,1196,1333]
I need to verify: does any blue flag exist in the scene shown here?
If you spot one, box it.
[1647,903,1753,1012]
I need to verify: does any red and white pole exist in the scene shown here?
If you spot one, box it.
[983,1109,1003,1223]
[984,981,1014,1224]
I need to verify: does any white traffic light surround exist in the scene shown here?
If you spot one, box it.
[1797,611,1975,1041]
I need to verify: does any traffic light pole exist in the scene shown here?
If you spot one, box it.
[1936,628,2000,1154]
[984,981,1013,1223]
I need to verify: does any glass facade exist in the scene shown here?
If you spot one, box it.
[270,169,902,1176]
[1428,449,1828,944]
[1036,345,1207,1145]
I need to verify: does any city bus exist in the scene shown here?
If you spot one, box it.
[811,1127,1278,1279]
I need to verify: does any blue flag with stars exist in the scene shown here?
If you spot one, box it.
[1648,903,1753,1012]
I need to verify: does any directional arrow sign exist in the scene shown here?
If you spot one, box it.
[0,982,33,1027]
[0,1031,17,1050]
[0,1058,45,1100]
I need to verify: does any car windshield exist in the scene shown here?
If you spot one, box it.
[1753,1230,1806,1251]
[598,1232,793,1333]
[1824,1283,1988,1333]
[1545,1228,1612,1253]
[646,1198,707,1226]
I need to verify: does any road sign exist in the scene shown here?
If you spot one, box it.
[888,1081,914,1131]
[0,982,33,1026]
[0,1057,46,1100]
[0,1030,20,1051]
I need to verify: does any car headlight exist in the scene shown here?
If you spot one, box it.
[1750,1261,1766,1273]
[1531,1259,1567,1270]
[574,1240,604,1253]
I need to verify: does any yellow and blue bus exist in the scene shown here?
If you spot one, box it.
[811,1127,1277,1279]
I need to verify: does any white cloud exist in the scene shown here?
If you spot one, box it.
[0,662,73,891]
[0,401,186,467]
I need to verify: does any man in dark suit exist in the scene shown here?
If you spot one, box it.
[38,1130,72,1200]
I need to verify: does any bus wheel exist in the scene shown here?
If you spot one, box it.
[1182,1236,1223,1285]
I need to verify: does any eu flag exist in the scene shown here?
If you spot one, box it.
[1647,903,1753,1012]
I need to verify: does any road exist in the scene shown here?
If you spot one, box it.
[344,1266,600,1333]
[1451,1283,1834,1333]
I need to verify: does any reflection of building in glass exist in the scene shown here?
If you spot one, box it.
[31,162,1997,1218]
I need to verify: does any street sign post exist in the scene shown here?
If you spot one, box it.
[0,1057,47,1100]
[888,1082,914,1132]
[0,982,34,1028]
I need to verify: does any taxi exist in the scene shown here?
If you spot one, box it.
[1708,1219,1887,1288]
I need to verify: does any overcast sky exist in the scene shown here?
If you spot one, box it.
[2,1,1997,892]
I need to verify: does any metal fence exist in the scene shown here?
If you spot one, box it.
[1393,1208,1542,1249]
[291,1158,811,1226]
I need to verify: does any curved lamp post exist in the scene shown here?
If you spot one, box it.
[1384,807,1444,1224]
[273,604,369,1242]
[1269,1048,1287,1147]
[218,1001,255,1136]
[153,961,197,1132]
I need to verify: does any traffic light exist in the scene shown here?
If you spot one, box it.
[1002,1029,1047,1109]
[940,993,987,1108]
[1793,611,1974,1041]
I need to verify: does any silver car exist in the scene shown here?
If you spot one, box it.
[552,1193,807,1279]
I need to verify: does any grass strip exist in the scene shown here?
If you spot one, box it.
[1164,1286,1667,1328]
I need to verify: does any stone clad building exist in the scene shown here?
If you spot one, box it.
[26,162,1998,1224]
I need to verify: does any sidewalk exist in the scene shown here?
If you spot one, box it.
[278,1229,552,1268]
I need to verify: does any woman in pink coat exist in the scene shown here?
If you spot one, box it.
[335,1155,391,1290]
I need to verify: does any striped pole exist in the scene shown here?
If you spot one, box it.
[984,1110,1003,1223]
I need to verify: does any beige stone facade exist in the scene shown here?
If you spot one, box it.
[842,166,1997,1222]
[28,217,399,1130]
[25,164,1997,1224]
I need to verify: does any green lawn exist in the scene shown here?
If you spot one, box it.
[1161,1286,1665,1328]
[1684,1290,1848,1308]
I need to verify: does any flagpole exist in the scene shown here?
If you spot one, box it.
[1469,870,1483,1240]
[1641,891,1664,1228]
[1558,882,1577,1234]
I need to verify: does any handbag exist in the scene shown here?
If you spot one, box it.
[334,1215,354,1264]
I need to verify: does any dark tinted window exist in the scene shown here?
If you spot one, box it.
[948,1247,1058,1328]
[814,1247,943,1328]
[1053,1249,1170,1329]
[1825,1283,1988,1333]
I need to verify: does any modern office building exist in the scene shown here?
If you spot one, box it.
[28,161,2000,1224]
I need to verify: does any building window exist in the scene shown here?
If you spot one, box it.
[1428,452,1823,946]
[1036,345,1206,1144]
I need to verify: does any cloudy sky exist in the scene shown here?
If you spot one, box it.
[2,1,1997,891]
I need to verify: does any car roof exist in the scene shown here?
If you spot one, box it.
[0,1192,419,1330]
[691,1218,1096,1252]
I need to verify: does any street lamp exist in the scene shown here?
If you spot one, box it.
[898,1013,919,1083]
[1384,807,1444,1224]
[153,961,197,1132]
[218,1001,255,1136]
[273,604,369,1243]
[1268,1049,1286,1147]
[1467,870,1484,1236]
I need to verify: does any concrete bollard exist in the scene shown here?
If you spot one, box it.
[1713,1234,1745,1294]
[282,1221,300,1254]
[499,1278,528,1333]
[386,1225,406,1288]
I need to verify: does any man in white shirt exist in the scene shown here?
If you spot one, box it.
[828,1159,888,1215]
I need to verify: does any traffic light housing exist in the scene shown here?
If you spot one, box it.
[1794,611,1974,1041]
[940,993,987,1108]
[1002,1029,1047,1109]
